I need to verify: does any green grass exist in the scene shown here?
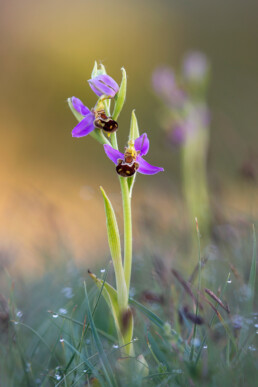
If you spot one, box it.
[0,225,257,386]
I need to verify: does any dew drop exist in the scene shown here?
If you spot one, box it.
[55,374,61,381]
[203,345,208,349]
[16,310,23,318]
[248,345,256,352]
[227,279,232,284]
[129,287,136,297]
[14,321,19,325]
[60,338,64,343]
[191,338,200,347]
[52,314,58,319]
[254,323,258,329]
[113,344,119,349]
[58,308,67,315]
[133,337,138,341]
[83,369,87,373]
[100,269,106,273]
[61,287,74,299]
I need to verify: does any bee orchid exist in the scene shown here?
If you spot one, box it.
[70,97,118,137]
[104,133,164,176]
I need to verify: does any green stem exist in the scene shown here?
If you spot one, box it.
[119,176,132,296]
[110,132,118,150]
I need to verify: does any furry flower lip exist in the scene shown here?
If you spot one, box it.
[88,74,119,98]
[70,97,118,137]
[103,133,164,177]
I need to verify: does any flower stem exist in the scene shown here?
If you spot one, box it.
[119,176,132,295]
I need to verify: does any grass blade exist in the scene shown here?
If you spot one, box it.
[84,281,117,387]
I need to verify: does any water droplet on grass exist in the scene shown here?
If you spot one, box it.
[227,279,232,284]
[61,287,74,299]
[254,323,258,328]
[16,310,23,318]
[191,338,200,347]
[248,345,256,352]
[173,369,182,374]
[113,344,119,349]
[55,374,61,381]
[52,314,58,319]
[203,345,208,349]
[129,287,136,297]
[60,338,64,343]
[58,308,67,315]
[100,269,106,273]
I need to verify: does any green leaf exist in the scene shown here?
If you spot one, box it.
[89,272,134,356]
[88,271,123,344]
[112,68,127,121]
[100,187,128,310]
[84,282,117,387]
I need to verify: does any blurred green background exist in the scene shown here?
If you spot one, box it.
[0,0,257,276]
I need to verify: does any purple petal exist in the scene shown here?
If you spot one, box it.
[182,52,209,82]
[88,74,119,98]
[97,74,119,93]
[137,156,164,175]
[169,126,186,146]
[71,97,91,116]
[72,113,95,137]
[152,66,186,107]
[103,145,123,164]
[134,133,149,156]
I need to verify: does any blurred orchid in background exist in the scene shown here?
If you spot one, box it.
[152,51,211,239]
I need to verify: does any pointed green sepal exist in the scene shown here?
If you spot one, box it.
[67,97,84,122]
[129,109,140,141]
[91,61,99,78]
[100,187,128,310]
[112,68,127,121]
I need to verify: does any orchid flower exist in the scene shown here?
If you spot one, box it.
[88,74,119,98]
[70,97,118,138]
[104,133,164,176]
